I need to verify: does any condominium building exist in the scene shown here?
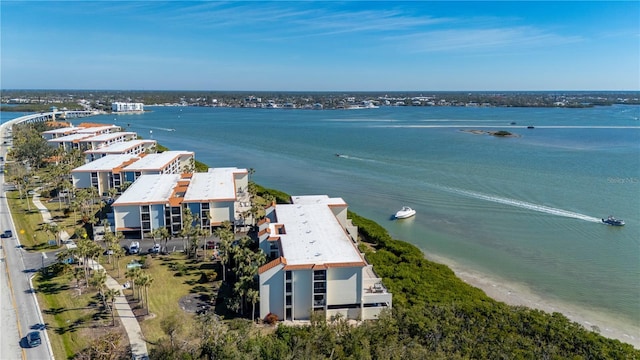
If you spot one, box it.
[46,126,128,152]
[258,195,392,322]
[71,150,193,195]
[83,139,157,163]
[112,102,144,112]
[41,123,122,140]
[119,150,194,183]
[111,167,248,237]
[71,154,138,195]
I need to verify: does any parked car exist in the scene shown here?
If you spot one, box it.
[128,241,140,255]
[205,241,217,249]
[148,243,161,254]
[26,331,41,347]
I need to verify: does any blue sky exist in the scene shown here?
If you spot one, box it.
[1,1,638,91]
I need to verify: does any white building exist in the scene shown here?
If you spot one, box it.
[83,139,157,163]
[258,195,391,322]
[120,150,194,182]
[111,167,248,237]
[71,154,138,196]
[112,102,144,112]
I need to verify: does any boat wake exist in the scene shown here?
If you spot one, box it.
[335,154,377,162]
[441,186,601,223]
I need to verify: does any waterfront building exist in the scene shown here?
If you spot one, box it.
[119,150,194,182]
[41,126,83,140]
[42,123,122,140]
[48,131,137,152]
[111,167,248,237]
[71,150,192,194]
[83,139,156,163]
[112,102,144,112]
[71,154,138,195]
[258,195,392,322]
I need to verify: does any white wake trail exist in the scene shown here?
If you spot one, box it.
[441,187,601,223]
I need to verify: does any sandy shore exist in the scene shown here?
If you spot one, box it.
[425,253,640,349]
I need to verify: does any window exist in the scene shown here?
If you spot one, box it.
[313,270,326,281]
[313,282,326,293]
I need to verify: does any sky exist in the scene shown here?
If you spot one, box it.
[1,1,638,91]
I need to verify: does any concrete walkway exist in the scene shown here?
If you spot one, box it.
[31,190,149,359]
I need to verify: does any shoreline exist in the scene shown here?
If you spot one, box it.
[425,253,640,349]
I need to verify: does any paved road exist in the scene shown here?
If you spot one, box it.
[1,119,54,360]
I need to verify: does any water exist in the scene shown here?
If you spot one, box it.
[62,105,640,328]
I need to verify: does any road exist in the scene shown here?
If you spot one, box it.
[1,118,55,359]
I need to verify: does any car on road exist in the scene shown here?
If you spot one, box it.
[26,331,41,347]
[148,243,161,254]
[1,229,12,238]
[128,241,140,255]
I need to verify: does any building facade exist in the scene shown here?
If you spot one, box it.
[111,167,248,237]
[112,102,144,112]
[258,195,391,322]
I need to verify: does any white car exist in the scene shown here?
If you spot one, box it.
[128,241,140,255]
[149,243,161,254]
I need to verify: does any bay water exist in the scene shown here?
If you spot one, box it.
[73,104,640,332]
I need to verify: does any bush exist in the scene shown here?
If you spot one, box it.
[264,312,278,325]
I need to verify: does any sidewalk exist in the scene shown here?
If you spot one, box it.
[31,190,149,359]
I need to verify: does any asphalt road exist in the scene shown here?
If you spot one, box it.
[1,118,54,360]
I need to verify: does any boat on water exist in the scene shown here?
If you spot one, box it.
[395,206,416,219]
[602,216,625,226]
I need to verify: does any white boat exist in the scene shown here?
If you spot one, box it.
[395,206,416,219]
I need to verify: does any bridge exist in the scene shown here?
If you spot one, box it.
[7,110,101,125]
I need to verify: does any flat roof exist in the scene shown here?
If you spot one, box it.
[183,167,246,202]
[113,174,180,205]
[273,199,362,266]
[122,150,193,171]
[42,126,81,135]
[291,195,347,207]
[75,125,119,134]
[84,139,156,154]
[72,154,138,172]
[48,133,95,143]
[80,131,137,142]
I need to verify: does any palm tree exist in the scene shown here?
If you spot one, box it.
[42,222,60,246]
[125,267,142,300]
[247,288,259,322]
[213,222,234,282]
[179,208,197,257]
[111,245,126,278]
[104,288,119,326]
[151,226,172,253]
[135,272,154,315]
[90,269,107,301]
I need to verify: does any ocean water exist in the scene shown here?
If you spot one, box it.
[93,105,639,327]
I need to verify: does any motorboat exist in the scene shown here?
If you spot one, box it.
[395,206,416,219]
[602,216,625,226]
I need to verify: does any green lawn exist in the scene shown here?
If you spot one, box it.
[6,187,102,249]
[102,252,220,348]
[35,266,126,358]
